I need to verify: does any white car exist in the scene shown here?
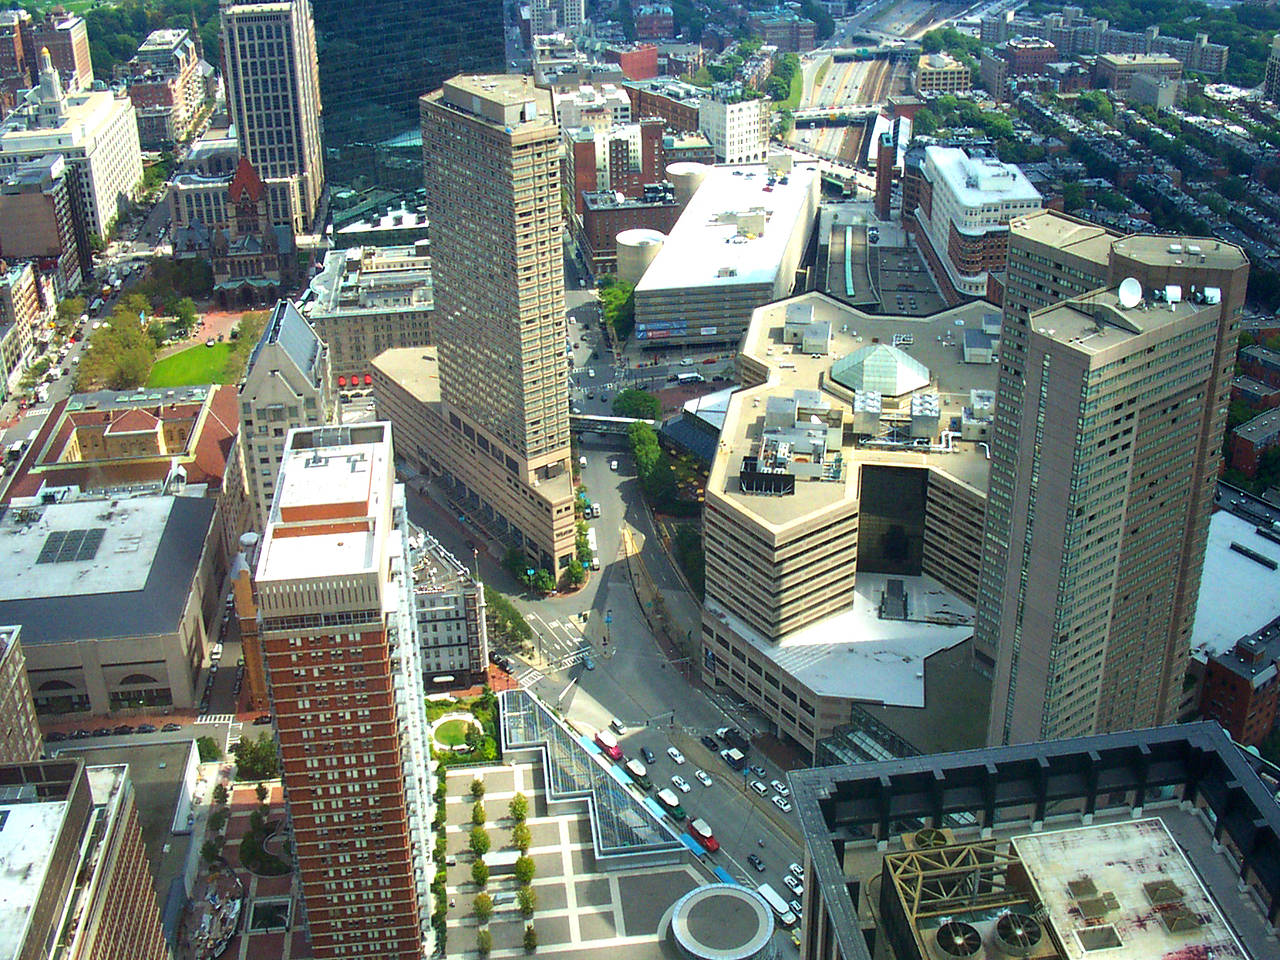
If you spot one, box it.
[789,862,803,879]
[667,746,685,764]
[679,357,694,366]
[772,795,793,813]
[609,459,618,471]
[588,368,596,377]
[789,899,803,917]
[784,874,804,897]
[579,455,587,466]
[771,779,790,797]
[671,775,690,793]
[694,769,712,787]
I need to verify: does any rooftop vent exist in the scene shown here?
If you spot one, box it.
[993,913,1042,958]
[935,922,984,960]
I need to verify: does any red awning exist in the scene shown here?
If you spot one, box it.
[364,374,372,385]
[337,376,346,386]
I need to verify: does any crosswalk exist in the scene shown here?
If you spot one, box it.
[200,713,237,725]
[516,668,544,688]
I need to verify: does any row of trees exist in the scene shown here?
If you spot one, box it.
[765,53,801,105]
[485,585,534,654]
[471,783,539,954]
[628,421,678,505]
[597,277,635,340]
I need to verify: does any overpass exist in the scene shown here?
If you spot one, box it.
[571,414,656,437]
[825,43,921,62]
[793,106,881,128]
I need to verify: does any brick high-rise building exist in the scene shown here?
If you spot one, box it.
[565,118,664,214]
[0,625,41,763]
[0,759,170,960]
[28,10,92,91]
[420,76,576,572]
[221,0,325,231]
[121,28,206,147]
[255,423,432,958]
[0,152,92,296]
[874,131,893,221]
[978,210,1250,745]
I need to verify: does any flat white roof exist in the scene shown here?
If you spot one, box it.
[0,496,173,601]
[707,572,973,705]
[1190,509,1280,661]
[1014,818,1248,960]
[0,800,66,959]
[636,162,819,292]
[257,434,390,582]
[926,145,1041,208]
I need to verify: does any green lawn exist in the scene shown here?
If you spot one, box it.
[814,55,831,91]
[147,342,234,388]
[435,718,474,747]
[777,67,804,112]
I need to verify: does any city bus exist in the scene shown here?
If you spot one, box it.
[756,883,799,928]
[594,729,623,761]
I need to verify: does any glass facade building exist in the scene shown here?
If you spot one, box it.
[313,0,504,186]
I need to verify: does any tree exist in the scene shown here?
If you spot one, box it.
[196,736,222,763]
[470,777,486,799]
[200,838,222,863]
[514,855,536,886]
[612,389,661,420]
[56,296,86,330]
[518,886,538,918]
[207,808,229,833]
[477,929,493,957]
[509,792,528,822]
[255,782,268,805]
[1061,182,1085,212]
[564,558,586,586]
[211,782,228,806]
[533,568,556,594]
[231,732,279,781]
[469,826,491,857]
[597,278,635,338]
[175,297,199,332]
[913,107,938,137]
[512,822,532,854]
[523,924,538,952]
[472,800,487,825]
[474,892,494,925]
[471,858,490,887]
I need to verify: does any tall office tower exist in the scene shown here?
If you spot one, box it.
[238,300,339,529]
[311,0,502,184]
[255,423,432,959]
[0,625,41,762]
[220,0,325,232]
[978,210,1249,745]
[530,0,585,35]
[420,76,576,572]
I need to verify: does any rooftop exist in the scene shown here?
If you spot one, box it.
[707,572,973,705]
[0,494,216,644]
[1235,406,1280,443]
[714,292,997,530]
[435,75,555,135]
[926,145,1041,209]
[1190,509,1280,660]
[1028,286,1220,355]
[306,244,432,317]
[635,162,819,293]
[1097,52,1182,66]
[0,795,66,958]
[371,346,441,405]
[1013,819,1248,960]
[1009,209,1117,262]
[257,424,394,583]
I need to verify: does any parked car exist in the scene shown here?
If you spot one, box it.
[695,769,712,787]
[789,899,803,917]
[771,779,790,797]
[749,764,766,778]
[45,731,67,742]
[671,775,690,793]
[112,725,134,736]
[789,862,803,879]
[162,723,181,732]
[640,747,656,764]
[667,746,686,764]
[784,874,804,896]
[747,854,766,872]
[92,727,112,737]
[773,796,793,813]
[750,780,768,796]
[699,735,718,750]
[253,714,273,725]
[71,729,92,740]
[136,723,157,734]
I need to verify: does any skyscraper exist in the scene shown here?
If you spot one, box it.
[420,76,576,572]
[311,0,502,184]
[238,300,339,529]
[220,0,325,231]
[977,210,1249,745]
[254,422,432,959]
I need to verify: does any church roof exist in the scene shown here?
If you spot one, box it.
[228,156,264,204]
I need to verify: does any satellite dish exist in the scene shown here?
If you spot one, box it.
[1165,284,1182,304]
[1118,276,1142,309]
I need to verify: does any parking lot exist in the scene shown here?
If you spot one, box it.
[875,244,948,316]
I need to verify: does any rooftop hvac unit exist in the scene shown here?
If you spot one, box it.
[935,922,984,960]
[901,826,955,850]
[992,913,1043,958]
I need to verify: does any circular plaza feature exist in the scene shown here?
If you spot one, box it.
[670,883,776,960]
[430,712,481,752]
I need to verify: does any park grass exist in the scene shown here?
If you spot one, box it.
[147,342,235,387]
[778,67,804,111]
[435,719,474,747]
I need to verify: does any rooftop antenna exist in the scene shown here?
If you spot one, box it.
[1117,276,1142,309]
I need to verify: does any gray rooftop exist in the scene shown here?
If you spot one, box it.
[1236,406,1280,444]
[249,299,324,381]
[0,495,215,644]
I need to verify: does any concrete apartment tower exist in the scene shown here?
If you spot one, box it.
[978,210,1249,745]
[238,300,339,529]
[254,423,432,958]
[220,0,325,231]
[420,76,576,572]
